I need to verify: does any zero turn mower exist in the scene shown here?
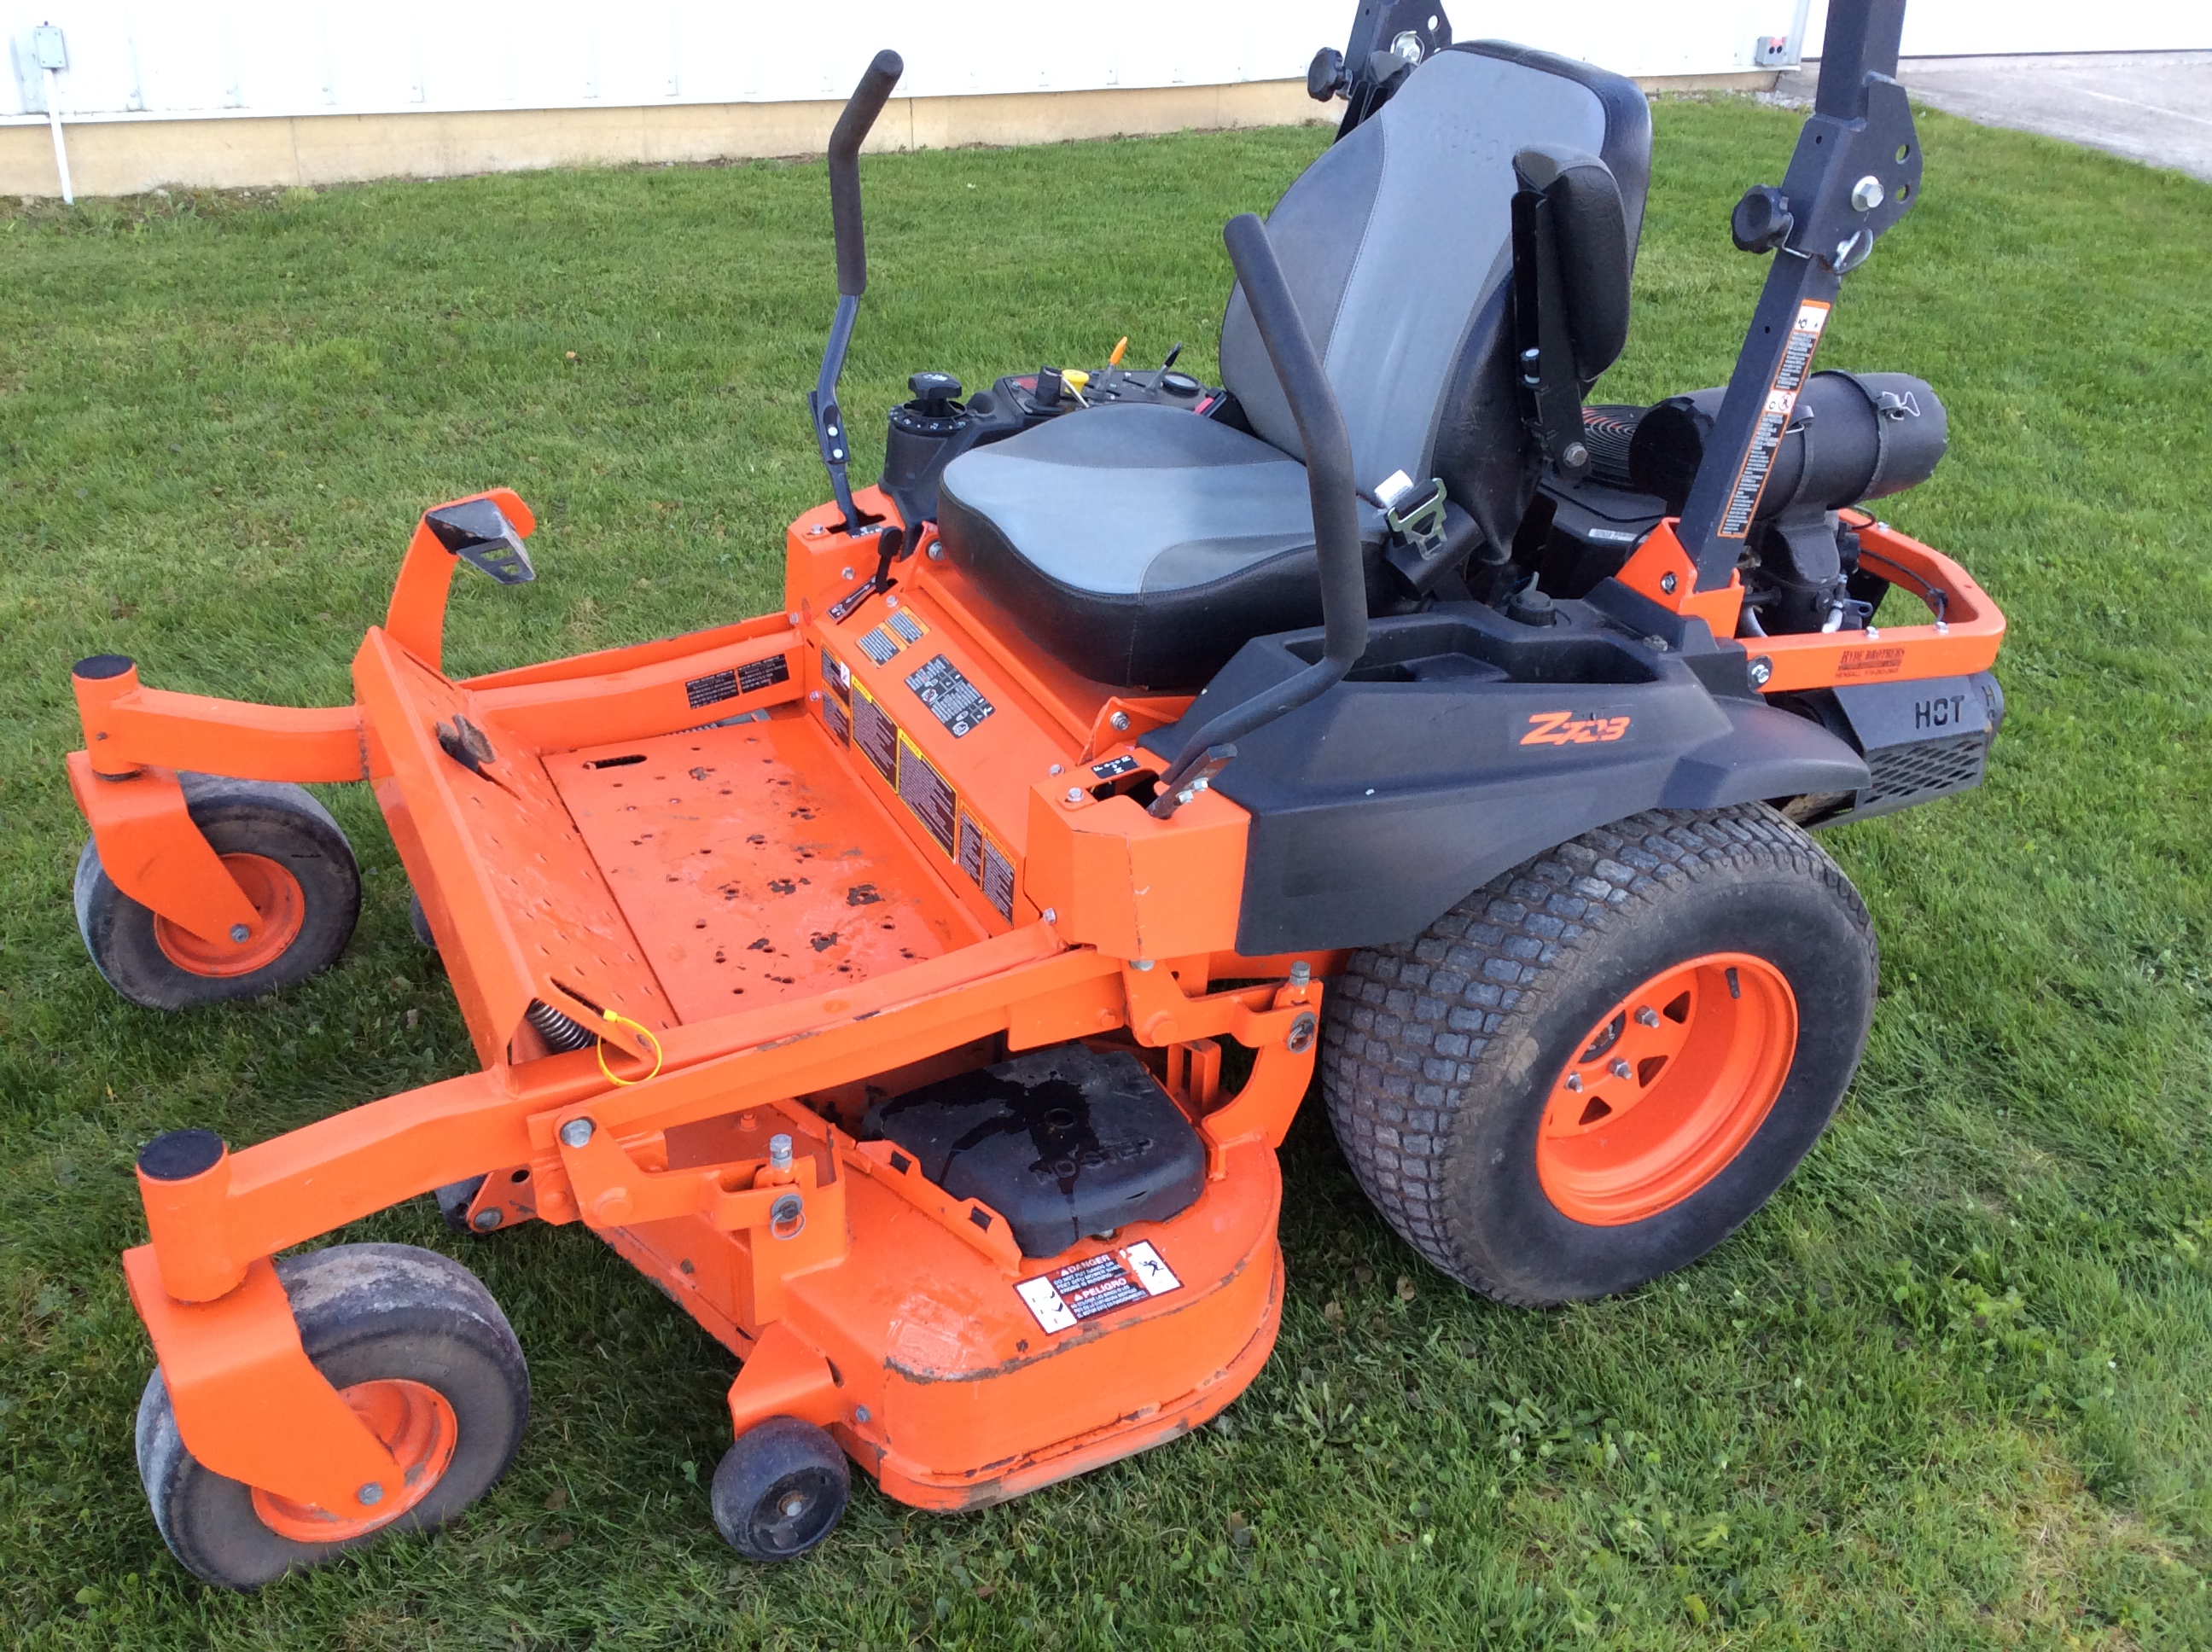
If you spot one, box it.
[62,0,2001,1586]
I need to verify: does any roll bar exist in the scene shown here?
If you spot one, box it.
[1156,213,1368,802]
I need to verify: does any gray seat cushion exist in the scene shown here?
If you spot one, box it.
[934,40,1650,690]
[938,404,1383,689]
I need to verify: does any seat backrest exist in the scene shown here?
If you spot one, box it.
[1219,41,1650,537]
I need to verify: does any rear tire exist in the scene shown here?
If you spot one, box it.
[1320,806,1877,1305]
[136,1243,528,1591]
[75,775,360,1010]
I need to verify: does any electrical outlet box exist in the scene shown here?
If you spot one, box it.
[31,24,67,73]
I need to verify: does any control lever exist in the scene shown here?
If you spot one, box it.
[809,49,904,536]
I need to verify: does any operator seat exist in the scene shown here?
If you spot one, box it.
[935,41,1650,689]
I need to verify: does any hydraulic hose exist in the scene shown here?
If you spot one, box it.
[1161,212,1368,791]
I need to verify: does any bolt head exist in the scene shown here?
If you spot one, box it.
[559,1117,594,1149]
[854,1405,872,1424]
[229,923,252,943]
[841,566,854,579]
[472,1207,503,1230]
[1659,571,1678,595]
[1610,1057,1633,1080]
[1748,655,1774,687]
[1109,711,1131,731]
[1563,441,1589,468]
[357,1481,384,1506]
[884,595,899,609]
[1041,907,1057,924]
[1565,1073,1583,1092]
[1635,1006,1660,1028]
[1048,763,1063,776]
[927,543,945,561]
[1066,787,1085,803]
[768,1131,794,1168]
[1289,960,1312,986]
[1132,957,1155,971]
[1851,174,1884,212]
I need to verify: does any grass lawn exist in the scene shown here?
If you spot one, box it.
[3,89,2210,1649]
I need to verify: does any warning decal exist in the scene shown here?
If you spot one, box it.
[853,684,899,782]
[1720,300,1830,538]
[684,667,738,709]
[958,810,1017,922]
[905,654,995,737]
[895,732,958,855]
[820,648,851,703]
[821,691,851,745]
[737,653,790,694]
[1015,1242,1183,1335]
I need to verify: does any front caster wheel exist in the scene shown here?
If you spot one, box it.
[75,774,361,1010]
[711,1416,849,1562]
[1322,805,1877,1306]
[135,1243,528,1591]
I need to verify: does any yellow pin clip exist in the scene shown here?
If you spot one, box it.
[595,1007,667,1086]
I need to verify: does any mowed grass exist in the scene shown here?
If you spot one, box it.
[2,91,2209,1649]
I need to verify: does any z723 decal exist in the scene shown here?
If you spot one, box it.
[1521,710,1632,747]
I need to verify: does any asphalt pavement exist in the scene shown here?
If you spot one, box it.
[1776,52,2212,182]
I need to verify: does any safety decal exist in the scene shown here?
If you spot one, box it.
[886,608,927,645]
[820,648,851,703]
[853,683,899,782]
[737,653,791,694]
[857,628,901,667]
[895,732,958,855]
[821,691,851,746]
[1520,709,1632,747]
[957,809,1016,922]
[1015,1242,1183,1335]
[905,653,995,737]
[1719,298,1831,538]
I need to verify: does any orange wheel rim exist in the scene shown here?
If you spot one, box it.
[1535,951,1797,1226]
[251,1378,458,1543]
[153,852,305,977]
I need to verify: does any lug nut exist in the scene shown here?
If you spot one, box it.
[1636,1006,1660,1028]
[357,1482,384,1506]
[559,1118,595,1149]
[1610,1058,1633,1080]
[768,1133,794,1171]
[230,923,252,943]
[1565,1073,1583,1092]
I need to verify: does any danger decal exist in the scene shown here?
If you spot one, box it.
[1720,299,1831,539]
[1521,710,1632,747]
[1015,1242,1182,1334]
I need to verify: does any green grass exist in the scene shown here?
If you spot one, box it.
[3,94,2209,1649]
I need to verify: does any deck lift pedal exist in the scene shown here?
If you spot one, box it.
[57,0,2001,1586]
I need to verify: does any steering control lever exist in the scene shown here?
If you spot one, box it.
[809,49,904,536]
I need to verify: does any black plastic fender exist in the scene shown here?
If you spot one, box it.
[1145,607,1869,954]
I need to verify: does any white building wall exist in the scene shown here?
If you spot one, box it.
[3,2,1866,126]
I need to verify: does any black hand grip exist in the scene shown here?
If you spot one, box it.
[1160,215,1368,794]
[830,49,904,298]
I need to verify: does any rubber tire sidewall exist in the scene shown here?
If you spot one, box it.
[136,1243,529,1591]
[1324,807,1877,1305]
[75,774,360,1010]
[711,1416,851,1562]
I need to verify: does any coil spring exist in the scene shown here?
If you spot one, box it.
[525,998,595,1053]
